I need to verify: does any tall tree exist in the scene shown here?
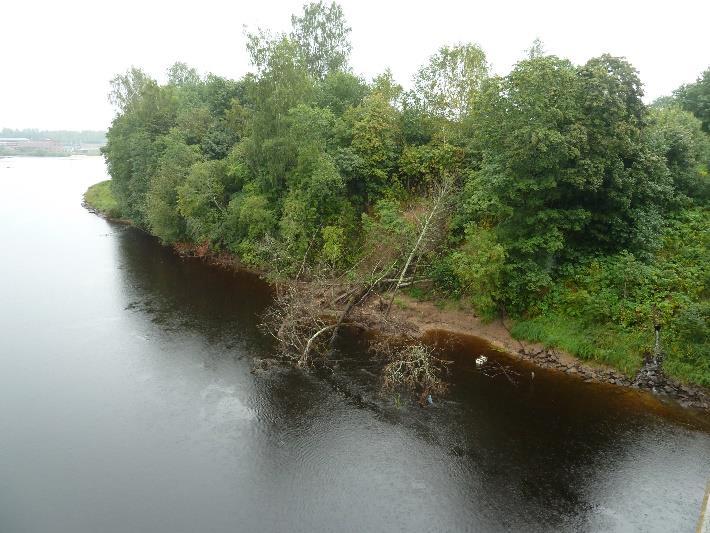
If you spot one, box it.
[413,44,488,121]
[290,1,352,80]
[467,54,671,306]
[674,68,710,133]
[108,67,153,112]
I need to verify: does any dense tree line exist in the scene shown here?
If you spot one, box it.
[102,2,709,385]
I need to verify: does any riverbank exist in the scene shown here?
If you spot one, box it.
[373,295,710,411]
[84,182,710,412]
[83,180,126,221]
[171,241,710,411]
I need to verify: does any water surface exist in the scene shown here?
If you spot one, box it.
[0,157,708,532]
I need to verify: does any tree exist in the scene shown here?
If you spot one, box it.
[146,131,202,243]
[344,91,403,203]
[525,38,545,59]
[467,54,672,308]
[246,33,314,192]
[108,67,153,112]
[647,106,710,202]
[223,185,276,249]
[167,62,201,87]
[177,160,229,242]
[674,68,710,133]
[413,43,489,121]
[290,1,352,79]
[316,70,368,115]
[384,177,455,317]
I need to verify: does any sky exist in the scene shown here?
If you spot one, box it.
[2,0,708,131]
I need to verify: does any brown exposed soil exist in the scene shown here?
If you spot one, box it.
[378,294,710,411]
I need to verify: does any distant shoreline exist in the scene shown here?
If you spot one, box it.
[0,151,70,158]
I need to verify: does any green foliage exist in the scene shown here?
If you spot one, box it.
[316,71,368,115]
[399,139,465,191]
[511,315,647,376]
[344,91,403,203]
[177,160,228,242]
[450,226,506,319]
[413,43,488,121]
[146,132,202,242]
[646,106,710,202]
[223,186,276,248]
[84,180,121,219]
[321,225,346,266]
[515,208,709,384]
[674,68,710,133]
[466,54,675,309]
[290,1,351,80]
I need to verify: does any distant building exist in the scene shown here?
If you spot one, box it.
[0,137,64,153]
[0,137,31,147]
[75,142,105,155]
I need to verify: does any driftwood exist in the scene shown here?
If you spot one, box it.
[376,340,453,400]
[260,178,457,399]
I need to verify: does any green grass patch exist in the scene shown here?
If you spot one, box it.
[508,208,709,387]
[84,180,121,219]
[511,314,647,376]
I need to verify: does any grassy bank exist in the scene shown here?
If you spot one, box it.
[83,180,122,219]
[510,208,709,386]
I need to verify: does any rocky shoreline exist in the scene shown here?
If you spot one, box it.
[512,345,709,411]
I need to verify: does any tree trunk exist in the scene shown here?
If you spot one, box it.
[385,181,449,317]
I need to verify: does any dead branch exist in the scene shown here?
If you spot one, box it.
[477,359,521,386]
[385,178,454,317]
[374,339,453,399]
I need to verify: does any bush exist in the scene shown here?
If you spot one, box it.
[513,208,709,384]
[84,180,122,219]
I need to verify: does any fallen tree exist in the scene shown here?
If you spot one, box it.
[260,179,458,397]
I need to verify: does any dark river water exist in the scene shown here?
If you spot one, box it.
[0,157,709,532]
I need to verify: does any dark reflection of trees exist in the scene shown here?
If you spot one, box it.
[113,224,273,354]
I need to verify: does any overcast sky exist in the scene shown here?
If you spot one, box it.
[2,0,708,131]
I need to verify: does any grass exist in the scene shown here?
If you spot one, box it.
[509,208,709,387]
[84,180,121,219]
[511,314,648,377]
[394,297,409,310]
[512,313,709,386]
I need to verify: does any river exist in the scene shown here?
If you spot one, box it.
[0,156,708,532]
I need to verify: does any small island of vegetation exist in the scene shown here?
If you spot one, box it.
[89,1,709,397]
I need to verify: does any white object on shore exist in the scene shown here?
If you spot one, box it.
[475,355,488,367]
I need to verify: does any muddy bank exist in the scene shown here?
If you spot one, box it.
[181,242,710,412]
[377,295,710,412]
[85,205,710,413]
